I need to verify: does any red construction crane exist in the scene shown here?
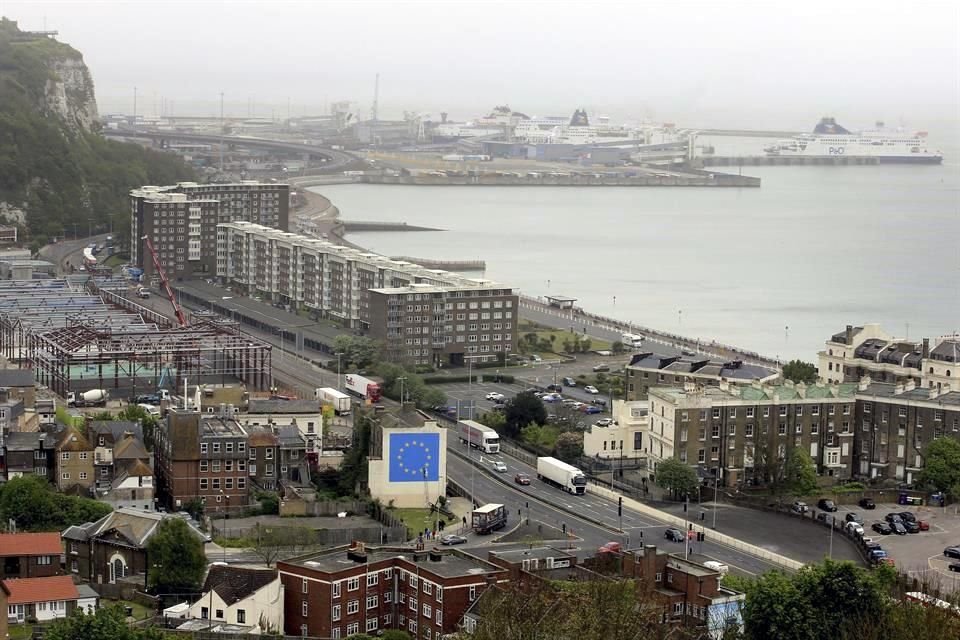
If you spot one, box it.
[141,235,187,327]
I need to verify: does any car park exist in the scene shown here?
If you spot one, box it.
[918,520,930,531]
[872,522,893,535]
[817,499,838,512]
[792,501,809,513]
[514,473,531,485]
[492,461,508,473]
[845,513,864,524]
[859,497,876,509]
[885,513,903,525]
[890,522,907,535]
[542,393,563,403]
[898,512,917,524]
[665,528,685,542]
[945,546,960,559]
[903,520,920,534]
[547,384,563,393]
[562,377,576,387]
[441,534,468,545]
[485,392,506,402]
[584,385,599,394]
[581,405,602,414]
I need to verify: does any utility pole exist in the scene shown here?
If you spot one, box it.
[397,377,407,406]
[219,92,225,172]
[712,468,721,529]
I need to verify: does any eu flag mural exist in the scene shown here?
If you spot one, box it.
[389,433,441,483]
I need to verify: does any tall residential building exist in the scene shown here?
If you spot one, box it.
[854,377,960,483]
[625,352,779,401]
[130,181,289,280]
[818,323,959,392]
[217,222,518,362]
[647,380,858,486]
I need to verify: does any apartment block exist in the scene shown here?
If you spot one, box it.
[130,181,289,280]
[153,407,250,512]
[853,377,960,483]
[818,323,959,392]
[277,542,507,640]
[625,352,779,401]
[647,380,858,487]
[368,284,519,367]
[216,222,518,363]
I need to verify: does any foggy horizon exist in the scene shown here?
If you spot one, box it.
[3,0,959,132]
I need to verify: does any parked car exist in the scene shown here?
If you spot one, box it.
[664,528,685,542]
[514,473,531,485]
[845,522,865,536]
[592,364,610,372]
[547,384,563,393]
[441,534,468,546]
[485,392,506,402]
[703,560,729,575]
[859,497,876,509]
[562,377,576,387]
[890,522,907,535]
[594,418,614,427]
[898,511,917,524]
[542,393,563,403]
[949,563,960,573]
[872,522,893,535]
[902,520,920,534]
[792,501,809,513]
[817,499,838,512]
[562,399,583,408]
[944,546,960,559]
[845,513,864,524]
[584,385,599,394]
[885,513,903,525]
[581,405,602,414]
[918,520,930,531]
[598,541,622,554]
[492,461,508,473]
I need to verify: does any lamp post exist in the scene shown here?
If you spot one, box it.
[336,352,344,389]
[220,490,227,562]
[465,355,482,420]
[712,468,721,529]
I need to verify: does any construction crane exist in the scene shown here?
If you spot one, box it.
[141,235,187,327]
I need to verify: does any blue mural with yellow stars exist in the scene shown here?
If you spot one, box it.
[389,433,440,482]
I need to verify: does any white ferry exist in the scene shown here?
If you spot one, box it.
[764,117,942,163]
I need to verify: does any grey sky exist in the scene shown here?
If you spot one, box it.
[4,0,959,131]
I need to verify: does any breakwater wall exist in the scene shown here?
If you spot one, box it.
[363,171,760,188]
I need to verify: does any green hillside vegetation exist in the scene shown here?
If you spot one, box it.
[0,18,194,250]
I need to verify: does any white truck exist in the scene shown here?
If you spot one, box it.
[536,456,587,495]
[458,420,500,454]
[316,387,351,415]
[344,374,382,402]
[67,389,108,407]
[621,333,645,349]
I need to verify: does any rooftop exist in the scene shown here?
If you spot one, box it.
[0,533,62,557]
[651,381,859,404]
[627,352,779,381]
[488,547,575,563]
[203,565,277,605]
[3,575,78,604]
[200,416,248,438]
[5,431,55,451]
[88,421,144,443]
[62,507,206,546]
[931,339,960,363]
[247,398,321,414]
[0,369,35,387]
[856,381,960,406]
[283,544,504,580]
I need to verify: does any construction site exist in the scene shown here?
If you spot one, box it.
[0,278,273,400]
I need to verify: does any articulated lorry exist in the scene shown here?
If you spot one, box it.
[344,374,382,403]
[457,420,500,454]
[316,387,351,415]
[536,456,587,495]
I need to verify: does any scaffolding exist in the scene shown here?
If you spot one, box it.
[0,280,272,398]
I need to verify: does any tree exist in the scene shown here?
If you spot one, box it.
[741,569,817,640]
[653,458,699,499]
[0,475,110,531]
[334,335,381,371]
[555,432,584,462]
[783,448,818,496]
[783,360,818,385]
[611,341,625,354]
[479,410,506,430]
[146,517,206,593]
[45,605,165,640]
[504,392,547,438]
[115,404,159,450]
[917,437,960,492]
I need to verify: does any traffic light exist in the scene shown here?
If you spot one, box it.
[697,532,705,542]
[699,511,706,521]
[562,523,567,535]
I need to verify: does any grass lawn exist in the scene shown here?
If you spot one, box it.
[518,320,611,354]
[107,599,154,620]
[8,625,32,640]
[389,507,457,539]
[101,253,129,267]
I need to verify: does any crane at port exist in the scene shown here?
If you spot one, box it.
[141,235,187,327]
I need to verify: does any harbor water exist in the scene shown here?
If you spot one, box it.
[311,146,959,361]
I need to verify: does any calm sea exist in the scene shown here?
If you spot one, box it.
[311,138,959,361]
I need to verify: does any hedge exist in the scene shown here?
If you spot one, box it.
[422,374,514,385]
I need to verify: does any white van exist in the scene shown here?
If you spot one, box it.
[621,333,645,348]
[137,403,161,418]
[703,560,729,576]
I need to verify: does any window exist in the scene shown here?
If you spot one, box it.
[265,448,274,460]
[79,452,88,460]
[37,555,51,565]
[302,625,309,638]
[812,406,820,416]
[746,407,755,418]
[348,577,360,591]
[347,600,359,615]
[674,602,684,615]
[238,442,246,453]
[302,578,308,594]
[367,573,379,587]
[366,618,378,633]
[213,442,220,453]
[436,586,442,602]
[61,472,70,480]
[201,607,209,619]
[745,424,754,437]
[778,423,787,435]
[728,408,737,418]
[422,581,432,595]
[423,603,432,618]
[384,591,392,604]
[779,406,788,417]
[697,449,705,464]
[61,452,70,460]
[409,596,418,611]
[436,610,442,625]
[655,572,662,582]
[367,595,378,609]
[200,478,208,490]
[763,407,770,418]
[302,601,308,617]
[200,460,209,472]
[469,585,477,601]
[711,446,719,460]
[347,623,359,636]
[410,575,418,589]
[237,610,246,624]
[712,408,720,418]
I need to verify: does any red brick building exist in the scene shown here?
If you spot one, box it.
[0,533,62,580]
[277,543,507,640]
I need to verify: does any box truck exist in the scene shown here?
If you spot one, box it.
[537,456,587,495]
[316,387,351,415]
[458,420,500,454]
[471,503,508,534]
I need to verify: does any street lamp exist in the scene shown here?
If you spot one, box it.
[336,352,344,389]
[220,490,227,562]
[397,377,407,405]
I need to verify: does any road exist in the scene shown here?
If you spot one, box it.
[39,233,111,272]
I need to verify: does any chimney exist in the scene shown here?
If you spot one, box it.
[0,388,8,403]
[858,375,872,392]
[751,379,762,390]
[796,382,806,398]
[845,325,853,345]
[922,338,930,358]
[904,380,916,392]
[783,379,794,389]
[219,403,227,418]
[718,378,730,392]
[683,381,695,392]
[894,382,905,395]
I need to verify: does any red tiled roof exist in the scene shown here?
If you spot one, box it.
[3,576,79,604]
[0,533,62,557]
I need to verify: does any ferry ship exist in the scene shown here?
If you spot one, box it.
[764,117,942,164]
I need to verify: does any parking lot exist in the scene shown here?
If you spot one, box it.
[430,379,614,426]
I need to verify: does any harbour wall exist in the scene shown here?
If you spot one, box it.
[362,172,760,188]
